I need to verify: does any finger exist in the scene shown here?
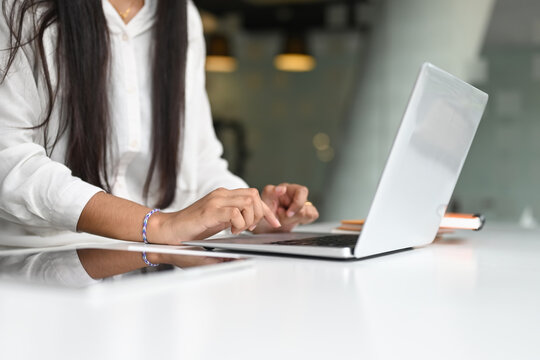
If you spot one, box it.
[250,195,264,231]
[227,207,246,234]
[261,185,280,212]
[262,185,275,199]
[281,206,308,225]
[285,185,309,218]
[244,188,261,230]
[261,201,281,228]
[239,189,261,230]
[241,206,255,232]
[277,206,286,217]
[300,204,319,224]
[277,183,293,208]
[262,184,288,208]
[275,184,287,196]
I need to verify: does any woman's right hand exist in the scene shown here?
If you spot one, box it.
[148,188,281,245]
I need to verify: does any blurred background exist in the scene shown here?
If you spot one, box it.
[194,0,539,225]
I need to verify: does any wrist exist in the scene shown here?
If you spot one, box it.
[145,211,169,245]
[145,252,163,265]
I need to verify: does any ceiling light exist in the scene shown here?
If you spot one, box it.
[206,34,237,73]
[274,32,316,72]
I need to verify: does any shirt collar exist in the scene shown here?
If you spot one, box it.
[102,0,157,37]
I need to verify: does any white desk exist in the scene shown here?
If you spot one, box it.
[1,223,539,359]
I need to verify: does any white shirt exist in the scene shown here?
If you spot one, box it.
[0,0,247,246]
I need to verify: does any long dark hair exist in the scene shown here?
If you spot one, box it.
[1,0,187,208]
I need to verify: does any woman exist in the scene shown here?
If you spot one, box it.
[0,0,318,284]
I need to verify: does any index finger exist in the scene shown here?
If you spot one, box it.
[261,201,281,228]
[285,185,309,218]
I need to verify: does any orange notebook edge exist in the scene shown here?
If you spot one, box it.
[340,213,485,231]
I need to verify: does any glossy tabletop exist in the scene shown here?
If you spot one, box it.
[1,223,539,360]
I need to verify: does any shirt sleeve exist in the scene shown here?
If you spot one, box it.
[0,13,103,237]
[187,1,249,198]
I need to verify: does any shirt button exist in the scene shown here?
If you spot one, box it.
[130,140,139,148]
[126,84,135,94]
[122,33,129,41]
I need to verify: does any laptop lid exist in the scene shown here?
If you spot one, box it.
[354,62,488,258]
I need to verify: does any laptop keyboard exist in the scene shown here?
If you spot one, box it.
[271,234,358,250]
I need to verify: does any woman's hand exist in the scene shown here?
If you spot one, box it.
[148,187,281,245]
[150,251,236,269]
[253,183,319,233]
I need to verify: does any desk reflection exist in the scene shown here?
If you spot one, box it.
[0,248,246,288]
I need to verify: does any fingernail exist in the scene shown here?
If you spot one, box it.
[249,225,256,231]
[276,186,286,193]
[287,210,295,218]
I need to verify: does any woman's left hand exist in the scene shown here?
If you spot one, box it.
[252,183,319,233]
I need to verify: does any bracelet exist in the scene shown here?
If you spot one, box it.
[142,208,160,267]
[142,250,159,267]
[142,208,160,244]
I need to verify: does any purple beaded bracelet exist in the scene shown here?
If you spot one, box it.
[143,208,160,244]
[142,251,159,267]
[142,208,160,267]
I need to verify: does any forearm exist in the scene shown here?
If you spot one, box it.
[77,248,162,279]
[77,248,226,280]
[77,192,165,244]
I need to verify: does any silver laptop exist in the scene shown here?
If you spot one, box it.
[185,63,489,260]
